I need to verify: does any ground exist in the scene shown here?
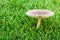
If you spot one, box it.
[0,0,60,40]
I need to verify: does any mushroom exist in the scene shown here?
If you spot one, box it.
[26,9,54,28]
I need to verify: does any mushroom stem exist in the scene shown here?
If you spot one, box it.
[37,18,41,28]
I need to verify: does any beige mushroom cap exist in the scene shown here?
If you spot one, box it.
[26,10,54,18]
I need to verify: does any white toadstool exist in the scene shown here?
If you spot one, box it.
[26,9,54,28]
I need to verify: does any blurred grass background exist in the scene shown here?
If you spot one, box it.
[0,0,60,40]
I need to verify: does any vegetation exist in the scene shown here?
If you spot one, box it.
[0,0,60,40]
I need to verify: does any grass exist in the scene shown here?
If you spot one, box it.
[0,0,60,40]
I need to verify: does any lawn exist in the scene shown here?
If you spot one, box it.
[0,0,60,40]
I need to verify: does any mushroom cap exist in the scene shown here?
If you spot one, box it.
[26,10,54,18]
